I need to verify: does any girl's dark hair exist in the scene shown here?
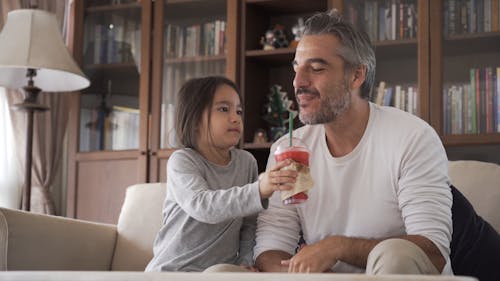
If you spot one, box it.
[175,76,240,149]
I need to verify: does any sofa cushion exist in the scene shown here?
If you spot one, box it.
[111,183,165,271]
[0,207,117,270]
[450,185,500,281]
[448,160,500,232]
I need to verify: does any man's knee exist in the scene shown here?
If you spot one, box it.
[203,263,250,272]
[366,238,439,275]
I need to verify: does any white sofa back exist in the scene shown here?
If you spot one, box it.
[110,161,500,271]
[111,182,165,270]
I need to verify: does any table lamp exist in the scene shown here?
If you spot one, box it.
[0,9,90,211]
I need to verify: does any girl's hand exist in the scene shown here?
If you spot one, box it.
[258,159,297,199]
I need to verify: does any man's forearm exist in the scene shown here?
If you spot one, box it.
[255,250,292,272]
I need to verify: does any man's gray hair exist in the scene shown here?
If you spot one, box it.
[303,9,376,100]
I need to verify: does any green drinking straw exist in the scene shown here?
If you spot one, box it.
[289,112,293,147]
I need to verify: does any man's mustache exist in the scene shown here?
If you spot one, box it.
[295,87,320,96]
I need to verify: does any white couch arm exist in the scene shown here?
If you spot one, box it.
[0,207,117,271]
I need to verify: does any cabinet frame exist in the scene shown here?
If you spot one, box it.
[67,0,152,222]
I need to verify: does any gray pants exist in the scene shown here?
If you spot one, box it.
[205,238,439,274]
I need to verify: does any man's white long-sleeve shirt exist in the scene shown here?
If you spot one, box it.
[254,103,453,274]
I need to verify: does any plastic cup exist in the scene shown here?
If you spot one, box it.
[274,137,310,205]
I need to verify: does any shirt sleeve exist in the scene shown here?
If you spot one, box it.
[167,151,263,224]
[253,145,301,261]
[397,125,453,267]
[238,158,260,265]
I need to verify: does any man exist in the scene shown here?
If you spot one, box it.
[253,10,453,275]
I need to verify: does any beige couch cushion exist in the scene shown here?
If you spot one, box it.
[449,160,500,232]
[0,208,116,270]
[111,183,165,271]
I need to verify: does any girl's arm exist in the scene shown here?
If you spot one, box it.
[168,151,264,224]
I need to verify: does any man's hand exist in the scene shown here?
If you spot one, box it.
[281,236,342,273]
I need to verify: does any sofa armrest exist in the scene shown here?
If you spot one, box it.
[0,207,117,271]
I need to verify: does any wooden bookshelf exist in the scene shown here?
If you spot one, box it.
[68,0,236,224]
[430,0,500,146]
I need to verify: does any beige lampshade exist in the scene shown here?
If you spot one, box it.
[0,9,89,92]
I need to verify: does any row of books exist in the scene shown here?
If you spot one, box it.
[373,81,419,115]
[164,20,226,59]
[444,0,500,36]
[443,67,500,135]
[345,0,418,42]
[83,14,141,65]
[80,106,139,152]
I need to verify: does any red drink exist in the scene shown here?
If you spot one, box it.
[274,138,310,205]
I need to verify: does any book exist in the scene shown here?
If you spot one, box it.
[492,0,499,31]
[375,81,386,105]
[497,67,500,132]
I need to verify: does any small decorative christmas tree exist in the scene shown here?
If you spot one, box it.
[263,84,297,140]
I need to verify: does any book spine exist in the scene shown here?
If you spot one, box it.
[475,68,481,132]
[493,67,498,131]
[485,0,492,31]
[486,67,493,132]
[470,0,477,32]
[492,0,500,31]
[470,68,477,133]
[477,0,485,32]
[497,67,500,132]
[392,0,397,40]
[480,68,486,132]
[379,5,386,41]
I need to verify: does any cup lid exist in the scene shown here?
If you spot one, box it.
[274,137,308,154]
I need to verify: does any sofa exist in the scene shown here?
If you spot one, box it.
[0,160,498,281]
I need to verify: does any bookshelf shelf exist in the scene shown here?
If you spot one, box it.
[83,63,139,81]
[443,32,500,56]
[165,54,225,64]
[443,134,500,146]
[245,48,296,65]
[86,3,140,13]
[374,39,418,60]
[164,0,225,18]
[245,0,327,14]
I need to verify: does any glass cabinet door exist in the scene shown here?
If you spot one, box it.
[79,0,142,152]
[343,0,425,119]
[439,0,500,137]
[160,0,228,149]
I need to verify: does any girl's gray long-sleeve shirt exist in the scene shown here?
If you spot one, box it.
[145,148,266,272]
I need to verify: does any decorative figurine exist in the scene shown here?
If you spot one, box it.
[260,24,290,50]
[252,128,268,144]
[290,17,305,48]
[260,29,276,50]
[262,84,297,141]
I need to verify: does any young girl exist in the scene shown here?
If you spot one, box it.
[145,76,296,272]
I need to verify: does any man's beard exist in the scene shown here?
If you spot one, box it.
[297,82,351,125]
